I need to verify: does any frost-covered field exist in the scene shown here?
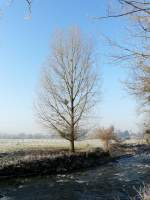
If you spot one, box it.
[122,138,146,145]
[0,138,146,154]
[0,138,146,169]
[0,139,105,168]
[0,139,104,153]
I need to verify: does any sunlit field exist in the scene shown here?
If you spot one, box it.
[0,138,146,172]
[0,139,105,169]
[0,138,145,154]
[0,139,105,153]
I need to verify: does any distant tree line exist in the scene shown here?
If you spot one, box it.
[0,132,55,139]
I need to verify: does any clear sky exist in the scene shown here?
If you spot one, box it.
[0,0,138,134]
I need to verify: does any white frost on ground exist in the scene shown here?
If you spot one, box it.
[122,139,146,145]
[0,138,146,153]
[0,139,105,153]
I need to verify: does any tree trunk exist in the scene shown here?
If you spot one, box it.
[70,105,75,152]
[105,140,109,152]
[70,136,75,152]
[70,59,75,153]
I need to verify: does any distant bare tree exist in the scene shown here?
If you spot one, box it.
[36,27,100,152]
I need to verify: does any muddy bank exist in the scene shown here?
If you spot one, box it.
[0,150,112,179]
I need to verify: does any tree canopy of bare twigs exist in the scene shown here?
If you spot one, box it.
[97,0,150,130]
[0,0,32,16]
[36,27,100,152]
[96,1,150,20]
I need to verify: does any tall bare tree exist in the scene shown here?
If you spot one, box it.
[36,27,100,152]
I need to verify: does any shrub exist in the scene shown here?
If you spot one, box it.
[144,129,150,145]
[94,126,119,152]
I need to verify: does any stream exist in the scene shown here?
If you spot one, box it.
[0,153,150,200]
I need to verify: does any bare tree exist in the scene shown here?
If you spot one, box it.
[36,27,100,152]
[96,0,150,129]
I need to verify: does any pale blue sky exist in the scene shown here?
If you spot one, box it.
[0,0,138,134]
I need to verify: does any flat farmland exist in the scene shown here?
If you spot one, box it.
[0,139,104,153]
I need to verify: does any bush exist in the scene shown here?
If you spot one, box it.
[93,126,119,152]
[144,129,150,145]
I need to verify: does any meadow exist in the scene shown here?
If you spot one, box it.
[0,138,144,153]
[0,138,144,170]
[0,139,105,153]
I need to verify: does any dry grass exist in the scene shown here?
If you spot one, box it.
[133,184,150,200]
[115,184,150,200]
[0,139,106,170]
[0,139,105,169]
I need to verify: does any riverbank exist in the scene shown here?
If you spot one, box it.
[0,151,150,200]
[0,150,112,179]
[0,139,149,179]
